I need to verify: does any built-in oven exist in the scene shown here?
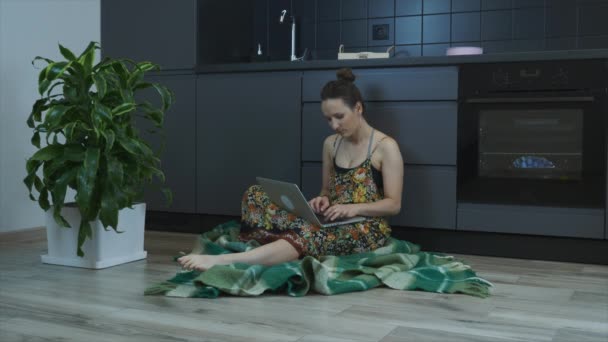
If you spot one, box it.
[458,60,607,209]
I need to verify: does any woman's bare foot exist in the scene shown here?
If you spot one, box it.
[177,254,228,271]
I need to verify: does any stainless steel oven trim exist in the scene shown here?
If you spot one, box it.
[465,96,595,104]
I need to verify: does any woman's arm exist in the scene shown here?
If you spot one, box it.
[355,137,403,217]
[319,135,336,197]
[323,137,403,220]
[309,135,337,213]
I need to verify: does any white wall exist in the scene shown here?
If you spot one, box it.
[0,0,100,232]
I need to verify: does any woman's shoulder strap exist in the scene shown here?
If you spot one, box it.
[333,134,343,158]
[370,135,390,156]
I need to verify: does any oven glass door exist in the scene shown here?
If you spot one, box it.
[458,97,605,208]
[478,108,583,180]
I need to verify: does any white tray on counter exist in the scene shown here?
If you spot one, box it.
[337,45,395,60]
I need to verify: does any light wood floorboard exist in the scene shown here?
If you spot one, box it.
[0,228,606,342]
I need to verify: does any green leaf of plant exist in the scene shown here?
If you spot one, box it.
[111,102,136,116]
[150,166,165,183]
[77,220,92,257]
[137,102,163,127]
[116,133,139,155]
[33,56,52,86]
[64,122,77,140]
[45,61,71,83]
[75,147,100,220]
[23,173,35,194]
[93,72,107,99]
[29,99,48,126]
[133,82,154,91]
[112,61,129,88]
[120,87,133,103]
[152,83,174,112]
[58,43,77,61]
[161,187,173,206]
[78,41,98,59]
[63,144,86,161]
[26,159,42,175]
[51,168,78,228]
[134,140,154,157]
[127,71,144,89]
[45,81,65,98]
[93,102,112,123]
[101,130,115,153]
[99,184,119,230]
[43,105,71,131]
[106,156,124,185]
[31,131,41,148]
[63,85,79,102]
[34,176,43,192]
[39,187,50,211]
[78,41,99,74]
[31,145,63,161]
[68,61,85,80]
[53,210,71,228]
[32,56,54,66]
[137,61,158,72]
[38,79,51,96]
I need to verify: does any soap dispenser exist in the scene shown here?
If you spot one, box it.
[252,42,267,62]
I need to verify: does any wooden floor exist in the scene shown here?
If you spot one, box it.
[0,228,606,342]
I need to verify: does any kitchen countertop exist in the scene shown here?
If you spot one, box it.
[196,49,608,74]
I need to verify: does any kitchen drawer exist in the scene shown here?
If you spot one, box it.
[391,165,456,229]
[196,72,301,215]
[302,102,457,165]
[139,74,196,213]
[457,203,605,239]
[301,164,457,230]
[301,163,323,201]
[302,67,458,102]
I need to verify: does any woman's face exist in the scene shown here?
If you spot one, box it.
[321,98,363,137]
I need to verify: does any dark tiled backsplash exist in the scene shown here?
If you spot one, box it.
[253,0,608,61]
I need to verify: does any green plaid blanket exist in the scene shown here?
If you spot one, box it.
[144,220,493,298]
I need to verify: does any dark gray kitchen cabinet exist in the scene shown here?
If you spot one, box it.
[101,0,197,70]
[138,74,197,213]
[458,204,605,239]
[302,67,458,102]
[394,166,456,229]
[301,163,322,201]
[196,72,302,216]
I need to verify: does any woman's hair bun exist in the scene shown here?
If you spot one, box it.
[336,68,356,83]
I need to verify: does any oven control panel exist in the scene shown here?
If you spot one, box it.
[461,59,607,95]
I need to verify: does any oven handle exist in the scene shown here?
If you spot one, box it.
[465,96,595,103]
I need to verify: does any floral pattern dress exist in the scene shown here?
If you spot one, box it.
[239,131,391,258]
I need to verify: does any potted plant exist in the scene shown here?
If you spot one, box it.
[23,42,173,268]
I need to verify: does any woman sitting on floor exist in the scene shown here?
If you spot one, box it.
[178,68,404,271]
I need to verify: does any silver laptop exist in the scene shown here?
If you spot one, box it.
[256,177,367,228]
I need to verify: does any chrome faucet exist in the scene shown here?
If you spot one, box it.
[280,10,304,61]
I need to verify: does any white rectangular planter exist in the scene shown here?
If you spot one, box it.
[41,203,147,269]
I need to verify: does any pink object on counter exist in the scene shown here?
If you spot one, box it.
[446,46,483,56]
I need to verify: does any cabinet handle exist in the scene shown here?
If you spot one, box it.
[465,96,595,103]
